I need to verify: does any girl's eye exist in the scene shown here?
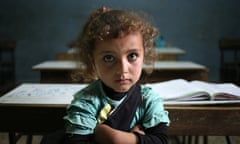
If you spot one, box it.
[128,53,138,61]
[103,55,114,62]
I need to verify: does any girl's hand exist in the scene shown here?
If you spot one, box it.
[131,125,145,135]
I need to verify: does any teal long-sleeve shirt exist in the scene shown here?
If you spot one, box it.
[63,80,170,135]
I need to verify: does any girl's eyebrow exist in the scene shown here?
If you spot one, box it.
[96,47,142,55]
[127,48,141,53]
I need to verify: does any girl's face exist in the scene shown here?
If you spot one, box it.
[93,32,144,92]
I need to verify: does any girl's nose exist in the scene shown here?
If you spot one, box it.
[117,59,128,74]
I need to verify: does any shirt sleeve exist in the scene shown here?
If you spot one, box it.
[63,91,100,135]
[134,122,168,144]
[141,86,170,129]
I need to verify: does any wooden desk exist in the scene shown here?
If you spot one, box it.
[155,47,186,61]
[56,52,79,61]
[167,105,240,136]
[0,84,240,136]
[32,60,208,83]
[56,47,186,61]
[1,104,240,136]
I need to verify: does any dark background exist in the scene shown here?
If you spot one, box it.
[1,0,240,83]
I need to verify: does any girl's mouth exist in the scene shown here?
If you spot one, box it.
[117,79,130,84]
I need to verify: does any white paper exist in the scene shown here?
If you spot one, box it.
[0,83,87,105]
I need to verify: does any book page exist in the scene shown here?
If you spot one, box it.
[164,100,240,105]
[190,81,240,100]
[147,79,210,101]
[0,83,87,105]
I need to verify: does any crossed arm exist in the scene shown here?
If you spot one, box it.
[64,123,168,144]
[94,123,168,144]
[94,124,143,144]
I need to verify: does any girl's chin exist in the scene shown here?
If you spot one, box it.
[114,86,131,93]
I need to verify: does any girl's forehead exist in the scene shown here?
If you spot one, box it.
[94,32,144,53]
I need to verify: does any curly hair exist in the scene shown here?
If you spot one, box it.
[71,7,159,82]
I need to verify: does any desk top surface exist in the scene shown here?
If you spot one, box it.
[32,60,207,71]
[32,60,80,70]
[155,47,186,54]
[1,83,239,107]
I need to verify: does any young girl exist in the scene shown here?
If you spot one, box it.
[63,7,170,144]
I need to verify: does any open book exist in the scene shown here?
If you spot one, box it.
[0,83,87,105]
[1,80,240,106]
[148,79,240,101]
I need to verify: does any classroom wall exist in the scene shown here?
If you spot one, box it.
[1,0,240,83]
